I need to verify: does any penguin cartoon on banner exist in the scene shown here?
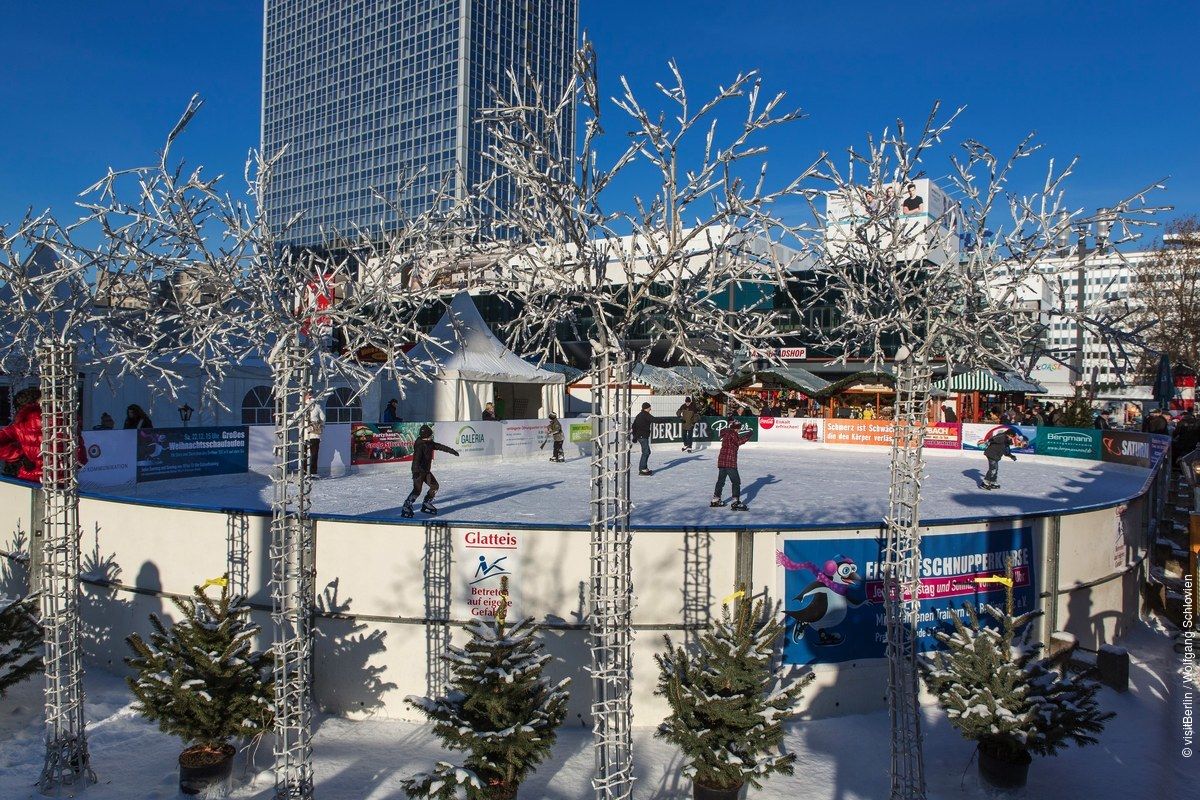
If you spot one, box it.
[776,552,867,646]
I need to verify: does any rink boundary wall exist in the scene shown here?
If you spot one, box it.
[0,430,1169,724]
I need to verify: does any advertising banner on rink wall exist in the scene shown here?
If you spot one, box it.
[80,429,136,488]
[650,416,759,444]
[1036,427,1101,460]
[757,416,823,445]
[1100,431,1170,469]
[823,418,892,447]
[350,422,425,465]
[500,420,551,457]
[776,525,1036,665]
[453,527,521,621]
[435,421,503,458]
[924,422,962,450]
[135,426,249,483]
[960,423,1037,454]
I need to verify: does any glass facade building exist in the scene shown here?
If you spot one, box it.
[262,0,578,247]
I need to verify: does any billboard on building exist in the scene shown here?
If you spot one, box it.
[824,178,959,265]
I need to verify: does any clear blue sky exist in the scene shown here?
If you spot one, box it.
[2,1,1196,236]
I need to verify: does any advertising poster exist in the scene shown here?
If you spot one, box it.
[568,421,593,443]
[777,526,1035,665]
[757,416,823,445]
[435,421,502,458]
[924,422,962,450]
[454,527,520,621]
[1035,427,1101,460]
[79,429,136,488]
[1100,431,1165,468]
[499,420,548,457]
[350,422,425,465]
[960,423,1036,454]
[824,419,893,447]
[135,426,249,483]
[650,416,759,444]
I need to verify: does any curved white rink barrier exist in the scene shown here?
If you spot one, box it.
[0,437,1169,725]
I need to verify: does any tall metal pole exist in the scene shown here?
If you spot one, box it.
[589,341,634,800]
[882,352,932,800]
[37,339,96,792]
[270,336,315,800]
[1072,225,1088,383]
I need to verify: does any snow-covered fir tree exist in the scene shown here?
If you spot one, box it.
[0,594,42,697]
[124,580,273,754]
[654,594,812,793]
[920,565,1113,763]
[403,579,570,800]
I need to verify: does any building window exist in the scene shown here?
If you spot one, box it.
[325,387,362,424]
[241,386,274,425]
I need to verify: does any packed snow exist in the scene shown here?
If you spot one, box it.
[0,620,1191,799]
[117,446,1148,528]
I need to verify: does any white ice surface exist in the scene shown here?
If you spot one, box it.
[0,620,1191,799]
[117,446,1148,528]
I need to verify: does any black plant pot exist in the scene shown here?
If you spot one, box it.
[179,743,236,796]
[693,780,744,800]
[978,746,1031,790]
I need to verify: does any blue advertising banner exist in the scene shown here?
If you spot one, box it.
[776,526,1036,665]
[960,423,1037,454]
[135,426,249,483]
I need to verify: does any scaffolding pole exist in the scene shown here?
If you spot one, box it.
[883,355,931,800]
[36,339,95,792]
[270,339,315,800]
[589,347,634,800]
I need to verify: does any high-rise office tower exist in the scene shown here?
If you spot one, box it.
[262,1,578,247]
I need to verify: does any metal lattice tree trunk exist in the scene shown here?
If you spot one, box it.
[882,354,932,800]
[269,336,315,800]
[35,338,95,791]
[588,347,634,798]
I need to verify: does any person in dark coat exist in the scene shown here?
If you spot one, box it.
[383,399,400,424]
[1173,412,1200,465]
[481,402,497,421]
[632,402,657,475]
[942,404,958,423]
[402,424,459,516]
[1094,409,1113,430]
[93,412,115,430]
[981,427,1017,489]
[1142,408,1169,435]
[123,404,153,429]
[676,397,700,453]
[711,419,752,510]
[0,388,87,483]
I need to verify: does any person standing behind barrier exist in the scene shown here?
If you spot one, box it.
[482,402,497,421]
[1173,411,1200,465]
[676,396,700,453]
[93,412,115,430]
[632,402,657,475]
[123,404,153,429]
[383,398,399,424]
[0,388,87,483]
[302,390,325,478]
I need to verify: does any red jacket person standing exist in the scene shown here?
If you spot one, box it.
[0,388,87,483]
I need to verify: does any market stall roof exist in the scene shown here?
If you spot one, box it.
[670,365,723,392]
[934,369,1045,394]
[816,369,950,399]
[723,365,830,395]
[631,363,695,392]
[529,361,584,384]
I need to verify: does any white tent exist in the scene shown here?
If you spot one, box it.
[397,292,565,421]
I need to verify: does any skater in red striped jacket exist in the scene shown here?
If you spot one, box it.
[711,419,752,511]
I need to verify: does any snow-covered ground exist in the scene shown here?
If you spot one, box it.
[0,620,1192,799]
[117,447,1147,528]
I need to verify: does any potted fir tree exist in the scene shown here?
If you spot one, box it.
[403,578,570,800]
[921,564,1113,789]
[655,592,811,800]
[0,594,42,697]
[125,580,273,795]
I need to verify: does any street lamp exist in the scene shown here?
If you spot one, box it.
[178,403,193,425]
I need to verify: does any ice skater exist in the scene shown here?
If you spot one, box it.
[546,412,564,462]
[711,418,752,511]
[632,402,657,475]
[402,424,459,517]
[981,426,1017,490]
[676,396,699,453]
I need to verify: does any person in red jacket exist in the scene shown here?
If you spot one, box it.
[710,418,752,511]
[0,388,87,483]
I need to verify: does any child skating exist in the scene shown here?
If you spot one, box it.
[402,424,459,517]
[711,418,752,511]
[546,412,565,462]
[981,426,1017,490]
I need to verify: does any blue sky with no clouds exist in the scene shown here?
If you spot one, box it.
[1,1,1196,237]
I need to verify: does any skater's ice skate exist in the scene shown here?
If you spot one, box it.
[730,499,748,511]
[639,469,654,476]
[421,500,439,515]
[710,496,726,508]
[401,501,415,518]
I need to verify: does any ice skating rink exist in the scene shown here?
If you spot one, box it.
[122,446,1148,528]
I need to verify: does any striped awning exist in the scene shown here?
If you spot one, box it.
[935,369,1046,394]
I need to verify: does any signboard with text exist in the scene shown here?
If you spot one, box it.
[823,418,893,447]
[350,422,425,465]
[960,423,1037,455]
[135,426,249,483]
[650,416,759,444]
[1035,427,1101,460]
[454,528,521,621]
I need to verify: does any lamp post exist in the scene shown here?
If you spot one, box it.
[178,403,193,426]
